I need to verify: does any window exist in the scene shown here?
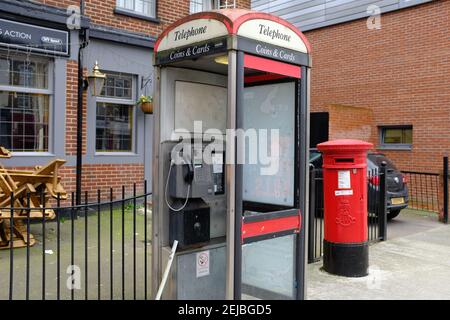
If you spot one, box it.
[380,126,412,149]
[190,0,217,13]
[116,0,156,18]
[0,55,51,152]
[96,72,135,153]
[101,72,133,100]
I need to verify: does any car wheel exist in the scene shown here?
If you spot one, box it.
[387,209,401,220]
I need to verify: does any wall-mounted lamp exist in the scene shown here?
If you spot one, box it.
[84,61,106,97]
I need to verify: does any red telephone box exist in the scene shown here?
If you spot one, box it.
[317,139,373,277]
[152,9,312,299]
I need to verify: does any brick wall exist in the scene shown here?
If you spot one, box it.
[325,104,376,143]
[305,0,450,174]
[38,0,251,38]
[59,164,146,198]
[84,0,189,37]
[11,164,145,201]
[65,60,87,156]
[231,0,251,9]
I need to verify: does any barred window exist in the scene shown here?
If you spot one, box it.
[96,72,135,153]
[0,55,51,152]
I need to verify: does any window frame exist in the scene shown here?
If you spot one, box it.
[114,0,159,22]
[0,54,54,155]
[378,125,413,150]
[100,71,134,101]
[94,71,137,155]
[190,0,218,13]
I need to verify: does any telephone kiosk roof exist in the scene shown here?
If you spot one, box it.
[154,9,311,67]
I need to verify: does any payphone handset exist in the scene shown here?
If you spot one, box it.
[164,143,224,212]
[164,152,193,212]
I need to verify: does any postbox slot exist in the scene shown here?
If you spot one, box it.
[334,158,354,164]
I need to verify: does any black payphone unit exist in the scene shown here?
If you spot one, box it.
[165,143,225,248]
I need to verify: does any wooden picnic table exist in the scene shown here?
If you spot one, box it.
[0,147,68,249]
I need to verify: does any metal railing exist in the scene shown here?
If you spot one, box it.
[401,171,440,213]
[444,156,448,224]
[1,181,151,300]
[308,166,387,263]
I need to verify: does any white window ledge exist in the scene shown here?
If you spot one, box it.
[11,152,55,157]
[377,145,412,151]
[95,152,138,156]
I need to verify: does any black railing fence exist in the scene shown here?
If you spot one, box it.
[444,156,449,224]
[308,165,387,263]
[308,167,323,264]
[0,181,151,300]
[401,156,449,222]
[401,171,441,213]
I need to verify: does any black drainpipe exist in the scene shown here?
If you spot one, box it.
[76,0,88,205]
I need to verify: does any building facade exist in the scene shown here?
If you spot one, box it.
[0,0,251,197]
[253,0,448,174]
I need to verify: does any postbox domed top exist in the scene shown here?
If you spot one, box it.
[317,139,373,153]
[154,9,311,55]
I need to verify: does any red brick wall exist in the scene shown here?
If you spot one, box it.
[38,0,251,38]
[65,60,87,156]
[84,0,189,38]
[305,0,450,174]
[39,0,80,8]
[10,164,145,201]
[60,164,145,198]
[229,0,251,10]
[325,104,376,143]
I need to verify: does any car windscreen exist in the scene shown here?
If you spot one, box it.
[310,151,322,162]
[368,154,398,170]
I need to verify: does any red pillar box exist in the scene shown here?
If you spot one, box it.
[317,139,373,277]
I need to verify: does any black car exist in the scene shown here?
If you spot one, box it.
[309,150,408,220]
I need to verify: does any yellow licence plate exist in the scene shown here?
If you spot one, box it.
[391,197,405,205]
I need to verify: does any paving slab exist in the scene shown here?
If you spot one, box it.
[307,210,450,300]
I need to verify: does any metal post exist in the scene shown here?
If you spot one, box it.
[308,167,316,263]
[151,66,161,298]
[233,50,244,300]
[443,156,448,224]
[296,66,310,300]
[379,162,388,240]
[225,50,237,300]
[9,193,14,300]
